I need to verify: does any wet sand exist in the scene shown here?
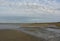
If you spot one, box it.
[0,23,60,41]
[0,24,42,41]
[18,27,60,41]
[0,30,42,41]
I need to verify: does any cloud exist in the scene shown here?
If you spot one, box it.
[0,0,60,23]
[0,0,60,13]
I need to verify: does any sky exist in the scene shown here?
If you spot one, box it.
[0,0,60,23]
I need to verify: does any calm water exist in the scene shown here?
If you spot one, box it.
[0,24,20,29]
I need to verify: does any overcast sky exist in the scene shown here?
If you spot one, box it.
[0,0,60,23]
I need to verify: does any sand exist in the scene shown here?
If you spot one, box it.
[0,29,42,41]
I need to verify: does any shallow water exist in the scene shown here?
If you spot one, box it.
[17,27,60,41]
[46,28,60,33]
[0,24,20,29]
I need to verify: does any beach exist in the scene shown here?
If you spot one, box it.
[0,23,60,41]
[0,23,42,41]
[0,30,42,41]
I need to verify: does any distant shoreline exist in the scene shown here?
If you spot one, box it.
[0,22,59,24]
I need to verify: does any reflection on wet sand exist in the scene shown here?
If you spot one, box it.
[0,23,60,41]
[17,27,60,41]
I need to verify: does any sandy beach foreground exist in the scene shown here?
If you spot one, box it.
[0,22,60,41]
[0,29,42,41]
